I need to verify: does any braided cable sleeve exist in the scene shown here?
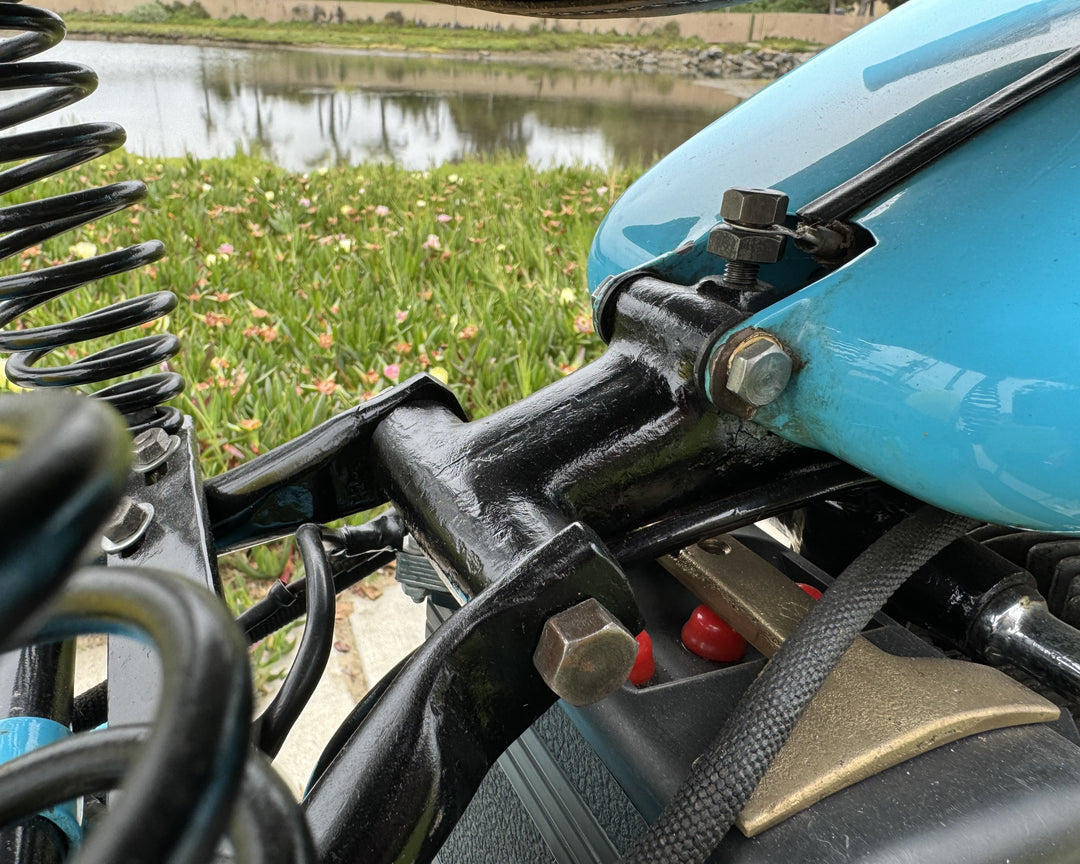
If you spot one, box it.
[620,506,979,864]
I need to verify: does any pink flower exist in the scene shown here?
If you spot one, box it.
[217,243,234,255]
[375,205,390,217]
[299,197,311,207]
[394,309,409,323]
[384,363,400,381]
[436,213,452,223]
[422,234,441,250]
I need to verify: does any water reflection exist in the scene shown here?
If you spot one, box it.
[31,40,757,170]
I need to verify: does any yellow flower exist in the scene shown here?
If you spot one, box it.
[69,241,97,260]
[264,191,275,202]
[429,366,449,384]
[559,288,576,306]
[204,253,217,268]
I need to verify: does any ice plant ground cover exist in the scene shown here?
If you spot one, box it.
[0,151,642,663]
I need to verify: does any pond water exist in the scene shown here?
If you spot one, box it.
[26,39,763,170]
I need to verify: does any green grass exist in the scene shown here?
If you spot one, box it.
[62,12,821,55]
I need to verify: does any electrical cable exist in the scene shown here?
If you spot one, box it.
[0,725,315,864]
[237,511,404,644]
[607,460,872,564]
[26,566,251,864]
[799,46,1080,225]
[619,506,979,864]
[255,524,336,760]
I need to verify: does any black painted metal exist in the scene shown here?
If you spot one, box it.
[0,391,130,649]
[304,522,642,864]
[303,274,806,864]
[204,375,466,553]
[106,418,221,727]
[0,725,315,864]
[24,566,251,864]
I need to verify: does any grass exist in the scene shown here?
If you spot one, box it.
[62,11,822,55]
[0,151,642,681]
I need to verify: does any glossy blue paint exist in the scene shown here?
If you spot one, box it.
[740,67,1080,531]
[0,716,81,848]
[588,0,1080,295]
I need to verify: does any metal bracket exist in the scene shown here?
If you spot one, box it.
[661,538,1060,836]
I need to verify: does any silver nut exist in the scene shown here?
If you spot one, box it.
[533,598,638,707]
[707,224,786,265]
[132,427,179,473]
[726,337,792,407]
[720,187,789,228]
[101,496,155,553]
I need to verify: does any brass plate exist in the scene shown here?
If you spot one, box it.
[662,539,1060,837]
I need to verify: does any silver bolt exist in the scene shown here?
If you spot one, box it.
[132,427,179,474]
[726,337,792,407]
[101,496,155,554]
[532,598,638,707]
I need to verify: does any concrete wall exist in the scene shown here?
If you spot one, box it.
[51,0,883,46]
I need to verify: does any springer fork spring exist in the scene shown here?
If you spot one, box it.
[0,3,183,432]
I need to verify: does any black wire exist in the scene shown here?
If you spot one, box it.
[27,566,251,864]
[256,524,336,760]
[799,45,1080,224]
[237,510,403,644]
[620,507,979,864]
[72,679,107,733]
[607,460,873,564]
[0,726,315,864]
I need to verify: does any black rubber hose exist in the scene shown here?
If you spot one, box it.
[0,726,315,864]
[0,391,129,647]
[305,647,416,795]
[607,460,872,564]
[26,566,252,864]
[620,506,979,864]
[72,679,107,733]
[256,524,336,760]
[237,511,403,644]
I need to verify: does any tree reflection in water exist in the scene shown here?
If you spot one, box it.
[43,40,757,170]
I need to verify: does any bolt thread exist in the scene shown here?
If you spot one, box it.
[722,260,760,291]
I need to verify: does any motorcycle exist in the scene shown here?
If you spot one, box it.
[2,0,1080,862]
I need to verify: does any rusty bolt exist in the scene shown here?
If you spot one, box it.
[720,187,789,228]
[707,225,787,266]
[726,336,792,407]
[533,598,639,707]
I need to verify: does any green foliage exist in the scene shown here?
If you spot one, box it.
[125,0,212,22]
[124,2,171,23]
[729,0,833,10]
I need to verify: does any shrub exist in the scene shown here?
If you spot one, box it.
[124,2,171,22]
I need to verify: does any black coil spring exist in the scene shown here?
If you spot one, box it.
[0,3,183,433]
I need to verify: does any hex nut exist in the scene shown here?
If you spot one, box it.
[101,496,155,553]
[132,427,179,473]
[707,224,786,265]
[720,187,789,228]
[726,338,793,407]
[533,598,639,707]
[133,427,169,463]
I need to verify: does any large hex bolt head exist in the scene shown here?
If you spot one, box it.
[726,336,793,407]
[720,187,789,228]
[533,598,639,707]
[707,224,786,265]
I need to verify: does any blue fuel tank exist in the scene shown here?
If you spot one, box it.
[588,0,1080,532]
